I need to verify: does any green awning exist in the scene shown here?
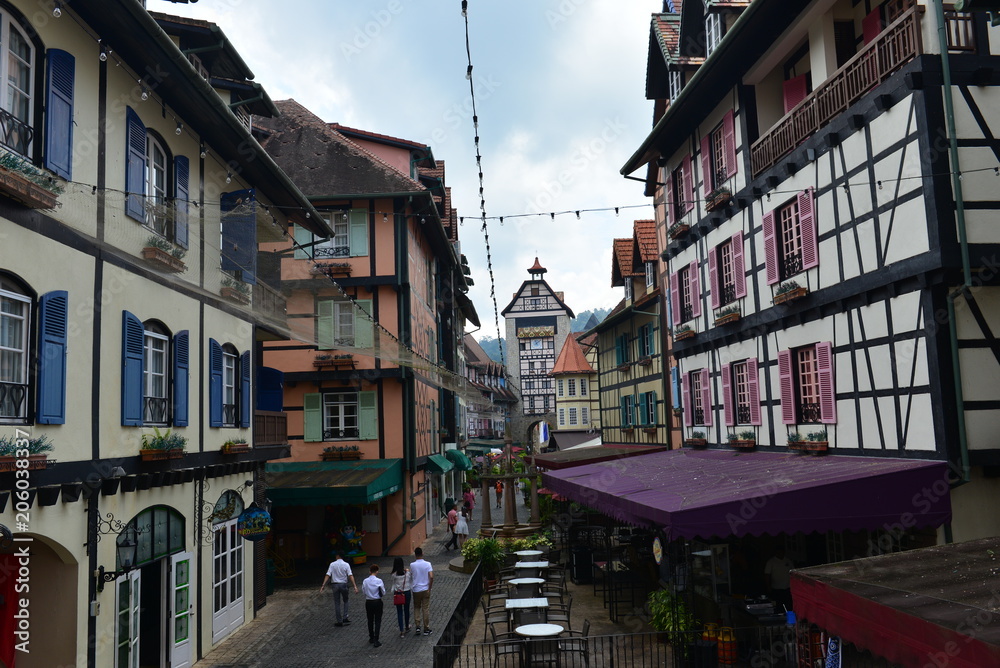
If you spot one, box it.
[265,459,403,507]
[425,454,454,474]
[445,449,473,471]
[466,440,504,452]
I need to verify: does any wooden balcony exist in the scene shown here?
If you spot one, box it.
[751,6,957,177]
[255,410,288,446]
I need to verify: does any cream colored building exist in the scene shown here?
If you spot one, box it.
[0,3,328,667]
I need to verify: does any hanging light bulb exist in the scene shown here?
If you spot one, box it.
[99,43,109,62]
[52,1,62,18]
[225,172,232,184]
[461,0,468,17]
[575,211,580,219]
[140,85,149,101]
[199,143,207,159]
[175,122,183,136]
[382,213,388,222]
[466,65,473,80]
[615,207,620,216]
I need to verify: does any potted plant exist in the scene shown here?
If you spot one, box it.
[0,434,54,471]
[140,428,187,460]
[462,537,505,587]
[321,445,361,461]
[714,304,741,327]
[221,438,250,455]
[787,431,806,450]
[647,588,697,646]
[141,236,186,273]
[220,276,251,305]
[668,220,690,240]
[705,186,732,212]
[804,429,829,453]
[727,430,756,449]
[773,280,808,305]
[674,324,695,341]
[314,353,355,368]
[0,149,63,209]
[684,430,707,447]
[637,355,653,367]
[617,361,633,373]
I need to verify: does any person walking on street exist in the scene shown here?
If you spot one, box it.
[463,484,475,513]
[495,480,504,508]
[320,552,357,626]
[443,505,459,550]
[410,547,434,636]
[391,557,412,637]
[455,504,470,549]
[362,563,385,647]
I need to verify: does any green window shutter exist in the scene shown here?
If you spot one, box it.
[349,209,368,257]
[294,225,313,260]
[317,300,334,350]
[647,325,656,355]
[634,394,642,426]
[615,336,623,366]
[303,393,323,442]
[650,390,658,424]
[355,299,374,349]
[358,391,378,440]
[620,397,628,425]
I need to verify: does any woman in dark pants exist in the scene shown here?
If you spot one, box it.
[390,557,412,637]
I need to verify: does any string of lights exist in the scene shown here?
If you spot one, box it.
[461,0,505,368]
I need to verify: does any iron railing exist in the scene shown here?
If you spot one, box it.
[693,409,705,425]
[323,427,359,440]
[432,563,483,667]
[782,253,803,280]
[0,381,28,419]
[719,283,737,306]
[143,396,169,425]
[223,403,238,426]
[737,405,752,424]
[679,305,694,323]
[254,410,287,446]
[800,402,822,423]
[0,107,33,156]
[315,245,349,258]
[441,631,670,668]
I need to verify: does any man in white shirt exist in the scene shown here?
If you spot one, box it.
[409,547,434,635]
[320,552,357,626]
[362,563,385,647]
[765,546,795,611]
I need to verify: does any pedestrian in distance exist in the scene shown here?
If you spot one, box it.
[443,505,459,550]
[462,484,475,513]
[391,557,412,637]
[410,547,434,636]
[495,480,504,508]
[319,552,357,626]
[362,563,385,647]
[455,504,470,549]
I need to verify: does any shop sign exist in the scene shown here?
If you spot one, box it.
[653,536,663,565]
[237,503,272,541]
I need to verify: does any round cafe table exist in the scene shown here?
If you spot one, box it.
[508,577,545,598]
[514,549,544,558]
[515,623,564,666]
[515,623,564,638]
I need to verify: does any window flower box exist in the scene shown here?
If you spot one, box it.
[788,430,828,453]
[140,428,186,461]
[621,427,635,434]
[221,439,250,455]
[617,362,633,373]
[714,305,741,327]
[637,356,653,367]
[0,455,49,471]
[314,354,356,368]
[141,246,186,273]
[140,449,170,461]
[0,435,54,471]
[728,431,757,450]
[773,281,808,306]
[674,326,695,341]
[312,262,352,276]
[0,165,60,209]
[668,222,690,240]
[705,187,732,212]
[643,427,658,435]
[684,438,707,448]
[321,446,362,461]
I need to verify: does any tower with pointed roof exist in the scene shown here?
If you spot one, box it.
[550,334,599,436]
[501,258,575,419]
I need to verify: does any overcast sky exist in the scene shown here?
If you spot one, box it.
[149,0,660,339]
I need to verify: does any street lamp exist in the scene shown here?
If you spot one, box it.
[96,532,138,592]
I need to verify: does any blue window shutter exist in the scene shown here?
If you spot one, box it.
[221,189,258,284]
[44,49,74,180]
[239,350,251,428]
[358,391,377,440]
[672,368,681,409]
[36,290,68,424]
[173,330,189,427]
[257,367,284,412]
[349,209,368,257]
[303,393,322,442]
[174,156,190,249]
[125,107,146,222]
[121,310,144,426]
[293,224,312,260]
[209,339,223,427]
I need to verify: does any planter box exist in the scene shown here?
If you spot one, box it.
[789,440,828,453]
[621,428,635,435]
[140,449,170,461]
[0,166,59,209]
[141,246,186,273]
[773,286,808,305]
[617,363,633,373]
[706,190,732,212]
[643,428,658,435]
[714,312,740,327]
[321,451,362,461]
[674,329,695,341]
[311,264,352,277]
[668,223,690,240]
[637,357,653,367]
[313,358,355,369]
[221,286,251,305]
[169,450,184,459]
[684,438,707,448]
[729,439,756,450]
[221,444,250,455]
[0,455,49,472]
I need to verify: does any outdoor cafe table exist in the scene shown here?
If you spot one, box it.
[514,549,544,558]
[515,623,564,666]
[514,560,549,578]
[505,597,549,626]
[508,577,545,598]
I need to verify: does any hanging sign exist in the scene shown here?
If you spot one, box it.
[653,537,663,565]
[237,503,272,542]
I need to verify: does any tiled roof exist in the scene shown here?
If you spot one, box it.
[329,123,430,151]
[550,335,596,376]
[463,333,492,366]
[258,100,426,197]
[529,257,547,273]
[577,331,598,352]
[635,219,658,263]
[612,238,638,287]
[652,13,681,64]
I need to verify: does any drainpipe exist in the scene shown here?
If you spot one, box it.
[934,0,971,484]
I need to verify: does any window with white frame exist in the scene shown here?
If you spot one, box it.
[222,345,238,427]
[622,394,635,427]
[143,324,170,425]
[569,407,578,425]
[558,408,565,426]
[734,361,752,424]
[1,14,33,156]
[145,134,169,236]
[692,370,705,425]
[645,262,655,288]
[668,70,682,101]
[624,279,633,301]
[0,278,30,420]
[557,379,564,397]
[323,391,359,439]
[568,379,576,397]
[315,211,349,258]
[706,12,724,55]
[796,347,821,423]
[645,392,657,425]
[580,379,588,396]
[779,198,803,280]
[581,406,589,425]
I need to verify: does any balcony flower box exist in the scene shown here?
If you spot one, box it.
[705,187,732,212]
[674,327,695,341]
[314,354,355,369]
[321,446,362,461]
[0,434,54,471]
[140,428,186,461]
[221,439,250,455]
[140,449,170,462]
[141,246,186,273]
[220,286,251,305]
[312,262,352,277]
[637,357,653,367]
[617,362,633,373]
[667,222,690,240]
[0,455,49,472]
[0,165,60,209]
[643,427,658,436]
[714,308,741,327]
[773,282,808,306]
[621,427,635,435]
[684,438,707,448]
[788,430,828,453]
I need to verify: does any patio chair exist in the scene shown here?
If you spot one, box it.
[483,599,510,641]
[489,625,523,668]
[558,619,590,667]
[515,608,547,626]
[545,547,563,566]
[546,597,572,630]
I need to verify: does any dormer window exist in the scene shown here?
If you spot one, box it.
[188,53,209,81]
[706,12,724,55]
[645,262,655,288]
[624,279,633,301]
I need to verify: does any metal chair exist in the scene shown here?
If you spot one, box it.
[489,625,523,668]
[546,597,572,630]
[540,582,565,602]
[558,619,590,667]
[483,599,510,641]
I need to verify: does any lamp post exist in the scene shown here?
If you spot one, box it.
[96,532,138,592]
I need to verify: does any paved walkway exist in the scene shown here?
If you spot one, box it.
[195,486,524,667]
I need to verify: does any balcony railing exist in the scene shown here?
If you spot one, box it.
[223,403,238,427]
[800,401,822,423]
[254,410,287,446]
[0,107,33,156]
[0,381,27,419]
[737,405,752,424]
[782,253,803,279]
[752,7,928,177]
[694,408,705,424]
[143,396,169,425]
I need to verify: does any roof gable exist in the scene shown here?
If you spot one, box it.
[500,278,575,318]
[551,335,596,376]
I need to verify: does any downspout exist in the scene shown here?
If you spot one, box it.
[934,0,972,484]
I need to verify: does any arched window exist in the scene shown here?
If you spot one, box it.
[222,343,238,427]
[145,132,170,236]
[1,13,34,155]
[118,505,185,569]
[0,274,31,420]
[142,320,171,425]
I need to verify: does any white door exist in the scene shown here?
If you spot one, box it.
[211,520,245,644]
[169,552,193,668]
[115,569,141,668]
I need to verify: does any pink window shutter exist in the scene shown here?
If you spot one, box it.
[747,357,762,425]
[700,134,713,196]
[708,245,720,310]
[799,188,819,269]
[688,260,701,318]
[731,231,747,298]
[778,350,796,425]
[666,172,676,227]
[816,342,837,423]
[669,271,681,326]
[682,154,694,213]
[700,368,712,426]
[782,74,809,115]
[862,6,882,45]
[721,363,734,426]
[762,210,780,285]
[682,372,693,427]
[723,110,737,178]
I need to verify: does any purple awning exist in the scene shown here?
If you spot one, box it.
[542,449,952,540]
